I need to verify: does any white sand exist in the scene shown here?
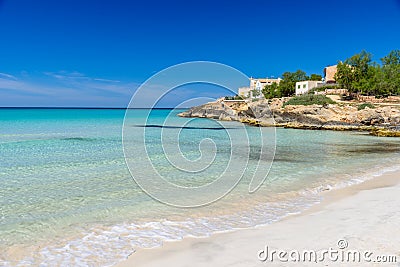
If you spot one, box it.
[116,170,400,266]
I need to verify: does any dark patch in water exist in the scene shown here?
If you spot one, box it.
[134,124,236,130]
[322,142,400,147]
[244,152,307,163]
[61,137,97,142]
[346,146,400,154]
[316,141,400,154]
[272,157,308,163]
[241,148,307,163]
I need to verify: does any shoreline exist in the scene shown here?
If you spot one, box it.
[116,168,400,266]
[178,99,400,137]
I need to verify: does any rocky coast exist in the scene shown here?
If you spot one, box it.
[178,98,400,137]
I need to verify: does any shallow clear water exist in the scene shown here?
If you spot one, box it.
[1,108,400,266]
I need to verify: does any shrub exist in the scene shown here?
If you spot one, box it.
[358,103,375,110]
[309,84,340,93]
[283,94,336,107]
[224,95,243,100]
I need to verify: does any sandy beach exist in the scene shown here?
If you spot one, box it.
[116,169,400,266]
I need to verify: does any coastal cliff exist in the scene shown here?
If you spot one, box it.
[178,98,400,137]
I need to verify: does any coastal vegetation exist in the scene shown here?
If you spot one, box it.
[358,103,375,110]
[224,95,243,100]
[335,50,400,96]
[262,49,400,99]
[283,94,336,107]
[309,84,340,93]
[262,70,322,98]
[262,71,325,99]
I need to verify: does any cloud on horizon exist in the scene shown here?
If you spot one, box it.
[0,72,17,80]
[0,71,138,107]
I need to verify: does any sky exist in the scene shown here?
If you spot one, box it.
[0,0,399,107]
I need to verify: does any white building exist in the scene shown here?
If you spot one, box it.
[295,80,324,95]
[250,78,281,90]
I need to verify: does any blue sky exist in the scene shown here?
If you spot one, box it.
[0,0,399,107]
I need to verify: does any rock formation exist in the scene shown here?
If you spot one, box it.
[178,98,400,137]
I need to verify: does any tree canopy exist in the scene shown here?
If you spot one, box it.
[262,70,308,98]
[262,49,399,99]
[335,50,400,96]
[309,74,322,81]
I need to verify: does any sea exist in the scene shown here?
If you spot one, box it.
[1,108,400,266]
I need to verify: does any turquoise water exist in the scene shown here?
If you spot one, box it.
[1,108,400,266]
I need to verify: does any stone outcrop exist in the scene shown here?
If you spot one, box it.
[178,98,400,137]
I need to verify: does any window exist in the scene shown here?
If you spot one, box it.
[303,84,306,88]
[297,85,300,89]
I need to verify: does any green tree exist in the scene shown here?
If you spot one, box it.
[262,70,308,99]
[364,65,384,96]
[279,70,308,97]
[381,49,400,65]
[335,50,373,94]
[347,50,372,77]
[335,61,354,91]
[309,73,322,81]
[380,50,400,95]
[262,49,399,99]
[262,82,279,99]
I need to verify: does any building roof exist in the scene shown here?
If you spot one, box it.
[251,78,281,83]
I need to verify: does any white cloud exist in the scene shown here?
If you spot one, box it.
[44,71,121,83]
[0,70,218,107]
[93,78,121,83]
[0,70,141,106]
[0,72,17,80]
[44,71,87,80]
